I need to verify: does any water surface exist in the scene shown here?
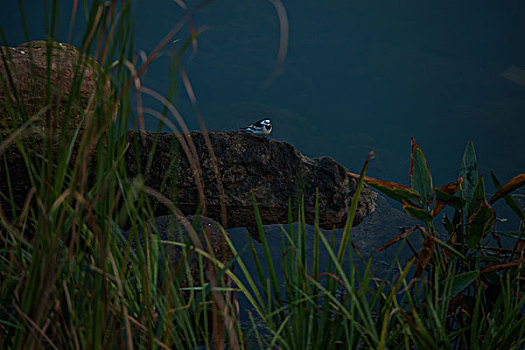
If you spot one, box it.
[2,0,524,185]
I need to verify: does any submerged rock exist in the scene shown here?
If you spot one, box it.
[125,130,377,239]
[127,214,233,287]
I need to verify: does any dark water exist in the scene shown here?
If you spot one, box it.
[2,0,524,187]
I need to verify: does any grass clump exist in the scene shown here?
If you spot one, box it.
[0,1,240,348]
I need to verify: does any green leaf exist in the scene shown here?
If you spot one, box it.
[431,178,464,217]
[410,137,433,206]
[444,271,479,297]
[495,231,525,241]
[348,173,423,204]
[466,199,496,248]
[442,213,455,236]
[459,141,478,204]
[368,182,422,204]
[466,177,487,219]
[432,236,467,260]
[434,188,465,211]
[402,203,434,223]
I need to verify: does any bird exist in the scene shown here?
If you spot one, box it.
[241,118,272,136]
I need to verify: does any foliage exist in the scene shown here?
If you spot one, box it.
[349,137,525,348]
[0,1,241,349]
[232,137,525,349]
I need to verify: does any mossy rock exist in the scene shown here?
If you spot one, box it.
[0,40,114,140]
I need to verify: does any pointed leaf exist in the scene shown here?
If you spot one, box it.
[444,271,479,297]
[459,141,478,204]
[466,177,486,220]
[410,137,433,206]
[490,171,525,221]
[347,173,422,204]
[442,213,455,236]
[376,225,418,252]
[441,177,464,194]
[489,173,525,204]
[446,210,462,243]
[434,189,465,213]
[466,199,496,248]
[495,231,525,241]
[402,203,434,223]
[432,178,465,217]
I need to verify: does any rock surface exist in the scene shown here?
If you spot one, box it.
[351,195,419,254]
[0,41,377,240]
[0,41,112,218]
[125,130,377,238]
[0,41,112,139]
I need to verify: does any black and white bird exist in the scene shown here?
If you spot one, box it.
[241,118,272,136]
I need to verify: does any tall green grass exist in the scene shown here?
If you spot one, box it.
[0,0,240,348]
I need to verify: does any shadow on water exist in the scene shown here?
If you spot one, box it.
[227,201,417,338]
[228,223,366,342]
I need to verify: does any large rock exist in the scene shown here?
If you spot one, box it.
[125,130,377,238]
[0,41,112,218]
[0,41,377,239]
[0,40,113,139]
